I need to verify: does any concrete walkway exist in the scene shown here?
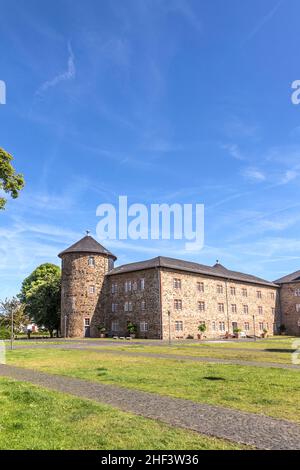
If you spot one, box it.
[0,364,300,450]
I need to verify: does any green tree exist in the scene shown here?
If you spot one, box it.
[20,264,61,337]
[0,147,25,209]
[0,297,28,333]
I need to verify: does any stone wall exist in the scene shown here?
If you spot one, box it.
[60,253,110,337]
[105,268,162,338]
[279,282,300,336]
[160,269,278,340]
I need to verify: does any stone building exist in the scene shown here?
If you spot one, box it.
[58,234,300,339]
[274,271,300,336]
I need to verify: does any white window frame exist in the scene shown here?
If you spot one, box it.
[175,321,183,332]
[140,321,148,332]
[111,321,119,332]
[140,278,145,290]
[88,256,95,267]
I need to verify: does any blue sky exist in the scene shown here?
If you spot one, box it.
[1,0,300,298]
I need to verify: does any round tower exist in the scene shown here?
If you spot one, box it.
[58,233,116,338]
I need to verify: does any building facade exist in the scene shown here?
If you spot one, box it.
[274,271,300,336]
[59,235,298,339]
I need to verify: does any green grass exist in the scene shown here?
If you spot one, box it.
[0,377,244,450]
[86,343,294,364]
[7,347,300,423]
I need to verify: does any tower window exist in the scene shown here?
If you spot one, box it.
[89,286,95,294]
[88,256,95,267]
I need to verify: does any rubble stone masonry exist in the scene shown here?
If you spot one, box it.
[279,281,300,336]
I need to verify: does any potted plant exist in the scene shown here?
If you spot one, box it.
[97,324,106,338]
[127,322,137,339]
[197,323,206,340]
[233,327,242,339]
[262,328,268,338]
[279,324,286,336]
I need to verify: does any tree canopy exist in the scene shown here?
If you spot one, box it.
[20,263,61,337]
[0,147,25,209]
[0,297,28,333]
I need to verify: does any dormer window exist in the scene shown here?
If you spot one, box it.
[88,256,95,267]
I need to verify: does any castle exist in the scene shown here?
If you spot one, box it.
[58,234,300,339]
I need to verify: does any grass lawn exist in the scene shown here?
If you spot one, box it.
[85,342,294,364]
[0,377,244,450]
[7,347,300,423]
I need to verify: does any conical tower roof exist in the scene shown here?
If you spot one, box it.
[58,235,117,260]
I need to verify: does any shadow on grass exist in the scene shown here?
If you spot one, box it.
[265,349,296,353]
[203,376,226,381]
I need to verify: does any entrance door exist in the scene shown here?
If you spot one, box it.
[84,318,91,337]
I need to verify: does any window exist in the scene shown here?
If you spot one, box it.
[211,321,216,331]
[244,322,250,331]
[174,299,182,310]
[242,288,248,297]
[125,281,132,293]
[218,303,224,312]
[197,281,204,292]
[272,307,275,315]
[112,303,118,313]
[140,278,145,290]
[141,300,146,311]
[270,292,275,300]
[296,304,300,313]
[231,304,237,313]
[84,318,90,327]
[111,321,119,331]
[89,285,95,294]
[258,306,263,315]
[108,258,114,271]
[295,289,300,297]
[173,278,181,289]
[230,287,236,296]
[232,321,238,330]
[217,284,223,294]
[111,283,118,294]
[175,321,183,331]
[88,256,95,267]
[219,321,225,332]
[259,322,264,331]
[128,301,133,312]
[198,301,205,311]
[133,281,138,291]
[243,305,249,314]
[257,291,262,299]
[140,321,148,332]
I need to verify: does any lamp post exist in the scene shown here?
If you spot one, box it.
[252,314,256,341]
[167,310,171,346]
[10,307,14,351]
[64,314,67,339]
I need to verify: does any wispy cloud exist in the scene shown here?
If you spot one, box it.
[36,42,75,96]
[242,167,266,182]
[281,169,298,184]
[222,143,244,160]
[243,0,283,43]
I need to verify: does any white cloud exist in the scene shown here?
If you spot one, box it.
[222,143,244,160]
[281,170,298,184]
[242,167,266,182]
[36,42,75,96]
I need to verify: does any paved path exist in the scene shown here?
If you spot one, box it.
[0,364,300,450]
[8,342,300,371]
